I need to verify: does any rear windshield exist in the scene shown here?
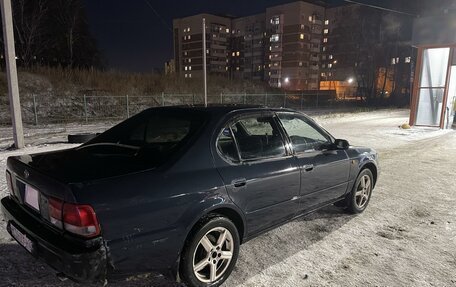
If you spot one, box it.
[83,108,208,165]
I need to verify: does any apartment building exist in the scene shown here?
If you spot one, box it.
[172,1,413,95]
[264,1,325,90]
[321,4,414,100]
[231,13,266,81]
[173,1,326,91]
[173,14,232,79]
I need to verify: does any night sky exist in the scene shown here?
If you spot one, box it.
[83,0,399,73]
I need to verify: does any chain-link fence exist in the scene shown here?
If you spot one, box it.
[0,91,355,125]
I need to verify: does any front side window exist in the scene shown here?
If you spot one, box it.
[278,114,330,152]
[231,115,286,160]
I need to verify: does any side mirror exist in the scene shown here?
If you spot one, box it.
[334,139,350,150]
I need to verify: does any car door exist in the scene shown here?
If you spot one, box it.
[214,112,301,236]
[277,112,350,211]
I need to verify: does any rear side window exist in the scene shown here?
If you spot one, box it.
[232,115,286,160]
[217,127,239,162]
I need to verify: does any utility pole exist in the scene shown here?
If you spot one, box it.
[202,18,208,107]
[1,0,24,149]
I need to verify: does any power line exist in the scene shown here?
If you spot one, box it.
[143,0,172,32]
[343,0,417,17]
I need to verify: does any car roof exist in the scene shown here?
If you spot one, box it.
[146,104,298,117]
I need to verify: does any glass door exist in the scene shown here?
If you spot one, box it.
[415,47,450,126]
[444,49,456,128]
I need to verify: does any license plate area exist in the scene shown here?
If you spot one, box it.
[8,222,37,256]
[24,184,40,211]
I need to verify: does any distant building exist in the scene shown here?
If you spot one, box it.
[172,1,325,91]
[164,59,176,75]
[321,4,414,101]
[173,14,232,79]
[172,0,415,96]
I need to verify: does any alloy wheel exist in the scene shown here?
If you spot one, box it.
[355,174,371,209]
[192,227,234,283]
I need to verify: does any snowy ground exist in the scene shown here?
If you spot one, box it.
[0,109,455,286]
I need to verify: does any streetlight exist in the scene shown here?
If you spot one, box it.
[347,77,354,84]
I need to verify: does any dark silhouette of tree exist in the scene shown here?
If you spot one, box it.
[0,0,101,69]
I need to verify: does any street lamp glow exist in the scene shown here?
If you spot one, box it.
[284,77,290,83]
[347,78,354,84]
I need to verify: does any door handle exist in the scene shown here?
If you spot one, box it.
[232,178,247,188]
[303,164,314,172]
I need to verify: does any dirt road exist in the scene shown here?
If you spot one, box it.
[0,110,455,287]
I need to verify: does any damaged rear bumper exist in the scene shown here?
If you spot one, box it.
[1,196,109,283]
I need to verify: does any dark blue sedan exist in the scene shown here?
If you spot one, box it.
[1,106,378,287]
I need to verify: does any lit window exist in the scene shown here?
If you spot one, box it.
[300,34,304,40]
[185,74,188,78]
[207,49,209,54]
[271,16,280,25]
[226,28,230,33]
[329,55,333,59]
[325,20,329,25]
[405,56,411,63]
[188,35,191,40]
[328,72,332,76]
[232,52,235,57]
[226,66,228,71]
[188,27,191,32]
[184,66,188,71]
[270,34,280,42]
[236,67,240,71]
[299,61,303,66]
[184,36,187,40]
[322,46,326,51]
[184,51,188,56]
[333,60,337,64]
[321,72,326,77]
[328,63,332,68]
[189,73,192,78]
[323,29,329,34]
[308,16,313,22]
[323,38,328,43]
[189,66,192,71]
[236,51,240,56]
[391,58,396,65]
[183,28,187,33]
[188,58,192,63]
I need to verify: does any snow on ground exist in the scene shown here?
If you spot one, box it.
[0,109,455,286]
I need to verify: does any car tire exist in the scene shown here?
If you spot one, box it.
[345,168,374,214]
[180,215,240,287]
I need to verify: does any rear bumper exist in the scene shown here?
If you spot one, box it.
[1,196,108,283]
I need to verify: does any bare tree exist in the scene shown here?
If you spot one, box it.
[12,0,48,67]
[53,0,82,67]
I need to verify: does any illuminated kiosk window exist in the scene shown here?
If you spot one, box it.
[415,48,450,126]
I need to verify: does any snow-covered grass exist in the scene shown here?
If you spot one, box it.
[0,109,455,286]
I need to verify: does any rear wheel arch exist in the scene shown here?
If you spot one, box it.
[184,205,246,247]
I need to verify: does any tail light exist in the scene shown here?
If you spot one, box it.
[47,197,100,238]
[6,171,13,195]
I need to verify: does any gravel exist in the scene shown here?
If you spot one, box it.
[0,109,455,287]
